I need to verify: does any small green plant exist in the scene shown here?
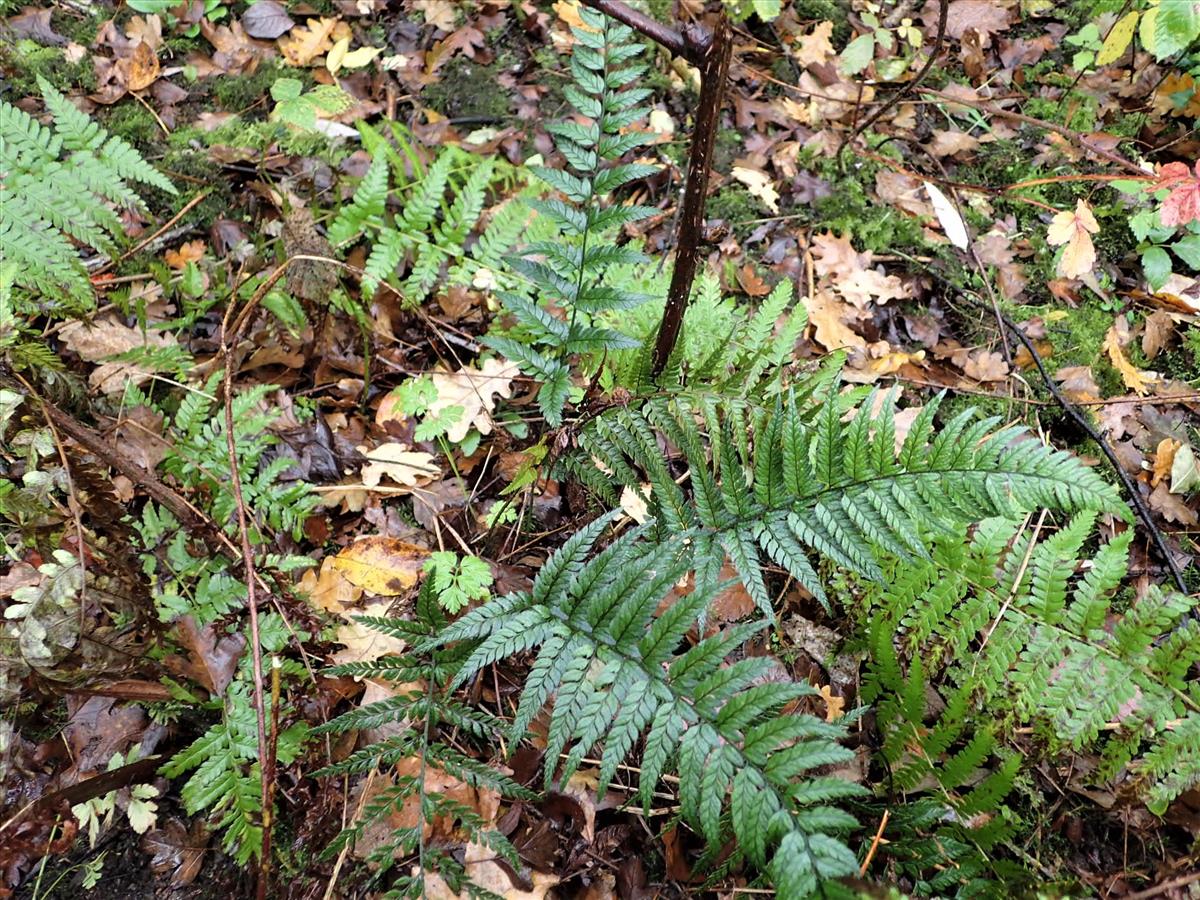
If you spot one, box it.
[483,6,660,425]
[72,746,160,845]
[422,552,492,614]
[314,579,533,897]
[327,133,512,303]
[269,78,353,132]
[0,76,176,309]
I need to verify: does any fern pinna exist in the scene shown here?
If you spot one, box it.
[434,512,868,895]
[0,76,176,306]
[484,6,660,426]
[863,512,1200,817]
[564,385,1128,619]
[313,581,533,899]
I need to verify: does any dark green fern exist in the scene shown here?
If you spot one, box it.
[313,581,533,899]
[565,386,1129,619]
[432,512,869,894]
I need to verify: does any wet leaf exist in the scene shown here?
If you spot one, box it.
[329,537,429,595]
[242,0,295,39]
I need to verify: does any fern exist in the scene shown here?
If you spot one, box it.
[433,513,868,894]
[313,581,533,898]
[566,384,1128,619]
[483,6,660,425]
[327,134,507,303]
[160,682,308,865]
[0,76,176,307]
[863,512,1200,816]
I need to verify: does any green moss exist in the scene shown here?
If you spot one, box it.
[212,63,302,115]
[52,9,101,46]
[713,127,742,172]
[154,147,234,226]
[424,55,513,121]
[0,40,96,97]
[809,159,927,255]
[707,185,763,239]
[1024,95,1097,133]
[97,103,161,152]
[1019,304,1125,396]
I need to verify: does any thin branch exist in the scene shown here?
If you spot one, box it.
[578,0,689,60]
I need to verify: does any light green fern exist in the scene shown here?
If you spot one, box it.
[0,76,176,307]
[327,134,510,303]
[864,512,1200,816]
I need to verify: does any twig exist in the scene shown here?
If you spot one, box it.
[995,311,1189,594]
[650,12,732,375]
[90,190,211,275]
[219,260,295,900]
[1123,870,1200,900]
[917,87,1147,176]
[578,0,689,60]
[840,0,948,153]
[858,809,890,876]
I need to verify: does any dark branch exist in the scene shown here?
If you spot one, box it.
[577,0,690,60]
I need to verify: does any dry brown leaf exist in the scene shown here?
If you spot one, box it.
[332,598,407,665]
[329,537,429,596]
[963,349,1009,382]
[124,39,160,90]
[423,357,520,443]
[1046,200,1099,279]
[59,315,180,395]
[1151,438,1181,488]
[1141,310,1177,359]
[125,15,163,51]
[835,267,910,309]
[792,20,836,67]
[929,129,980,158]
[811,231,869,280]
[358,443,440,489]
[807,290,866,353]
[414,0,458,30]
[1149,482,1198,525]
[945,0,1011,46]
[279,17,338,65]
[1102,321,1156,395]
[1055,365,1101,403]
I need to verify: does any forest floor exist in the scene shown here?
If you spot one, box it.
[1,0,1198,897]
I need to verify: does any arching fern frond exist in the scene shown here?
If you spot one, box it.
[434,517,868,894]
[570,385,1128,617]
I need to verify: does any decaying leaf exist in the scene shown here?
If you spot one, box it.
[423,357,520,443]
[358,443,440,489]
[279,17,341,66]
[332,597,408,665]
[731,165,780,213]
[329,537,430,595]
[1103,319,1156,395]
[1046,200,1099,279]
[59,315,181,395]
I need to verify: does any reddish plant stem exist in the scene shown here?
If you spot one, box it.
[650,16,731,375]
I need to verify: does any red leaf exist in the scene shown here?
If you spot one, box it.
[1152,161,1200,227]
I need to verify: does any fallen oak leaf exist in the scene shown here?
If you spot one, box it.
[358,443,440,489]
[1046,199,1100,279]
[279,17,339,66]
[731,165,780,214]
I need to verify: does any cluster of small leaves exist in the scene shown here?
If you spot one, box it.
[328,130,507,303]
[567,382,1128,619]
[484,7,659,425]
[422,552,493,614]
[313,581,532,899]
[435,514,867,894]
[1,549,83,703]
[0,75,176,308]
[862,511,1200,815]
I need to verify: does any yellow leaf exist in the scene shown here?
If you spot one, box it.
[1140,6,1159,55]
[340,45,382,69]
[819,685,845,722]
[357,443,440,489]
[1102,323,1156,395]
[1096,11,1139,66]
[325,35,349,74]
[329,537,429,595]
[1046,199,1099,279]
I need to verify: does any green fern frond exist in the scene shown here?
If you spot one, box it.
[570,384,1126,618]
[435,521,867,893]
[0,78,175,309]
